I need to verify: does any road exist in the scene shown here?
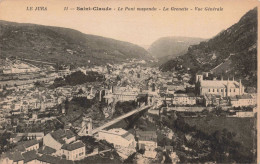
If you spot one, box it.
[91,105,153,134]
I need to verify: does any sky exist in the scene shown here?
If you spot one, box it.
[0,0,258,46]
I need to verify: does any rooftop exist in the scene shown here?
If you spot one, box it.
[100,128,135,141]
[200,80,240,88]
[61,141,85,151]
[136,130,157,142]
[22,150,37,163]
[23,140,38,148]
[38,146,56,155]
[230,94,253,100]
[37,154,73,164]
[50,129,75,144]
[4,151,24,162]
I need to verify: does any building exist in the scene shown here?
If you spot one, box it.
[61,141,85,161]
[195,74,244,97]
[42,129,85,161]
[203,94,221,107]
[112,86,139,102]
[230,94,257,107]
[98,128,136,149]
[0,150,74,164]
[43,129,76,155]
[78,117,93,136]
[38,146,56,156]
[22,150,38,164]
[164,93,197,106]
[233,111,255,117]
[164,94,174,106]
[12,140,39,153]
[136,131,157,158]
[172,93,196,105]
[2,60,40,75]
[0,151,24,164]
[37,154,74,164]
[23,140,39,152]
[136,131,157,151]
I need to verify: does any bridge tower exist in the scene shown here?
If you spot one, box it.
[79,117,93,136]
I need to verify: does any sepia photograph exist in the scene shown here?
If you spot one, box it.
[0,0,258,163]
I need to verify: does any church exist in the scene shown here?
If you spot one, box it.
[195,73,244,97]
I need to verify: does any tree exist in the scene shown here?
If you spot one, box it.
[78,88,84,94]
[65,98,69,112]
[201,109,209,115]
[138,148,145,154]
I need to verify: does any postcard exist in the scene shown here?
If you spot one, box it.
[0,0,259,163]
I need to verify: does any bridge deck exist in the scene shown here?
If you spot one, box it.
[91,105,152,134]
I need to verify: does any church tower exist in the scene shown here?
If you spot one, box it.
[195,74,203,95]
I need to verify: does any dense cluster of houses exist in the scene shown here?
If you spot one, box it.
[0,126,162,163]
[1,128,85,164]
[0,57,257,163]
[0,59,41,75]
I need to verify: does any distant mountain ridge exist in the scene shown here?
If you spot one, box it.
[160,7,257,87]
[0,20,152,66]
[148,36,205,59]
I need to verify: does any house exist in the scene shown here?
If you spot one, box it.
[0,151,24,164]
[22,150,37,164]
[10,133,44,143]
[164,94,174,106]
[98,128,136,149]
[234,111,255,117]
[23,140,39,152]
[112,86,139,102]
[204,94,221,107]
[43,129,76,150]
[11,109,21,116]
[165,146,174,152]
[43,129,77,157]
[136,131,158,158]
[229,94,257,107]
[61,141,85,161]
[173,93,196,105]
[37,154,74,164]
[136,131,157,151]
[165,93,197,106]
[13,140,39,153]
[1,150,74,164]
[38,146,56,155]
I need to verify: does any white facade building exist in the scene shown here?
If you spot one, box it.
[61,141,85,161]
[98,128,136,149]
[230,94,257,107]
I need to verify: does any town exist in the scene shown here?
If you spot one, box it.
[0,56,257,164]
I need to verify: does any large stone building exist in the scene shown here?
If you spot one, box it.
[43,129,85,161]
[97,128,136,149]
[195,74,244,97]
